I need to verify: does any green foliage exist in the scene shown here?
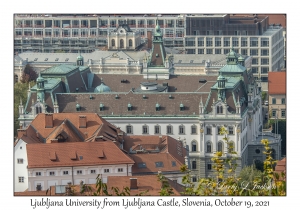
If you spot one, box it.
[92,174,148,196]
[14,81,36,137]
[157,173,174,196]
[179,127,286,196]
[261,92,267,102]
[20,64,38,83]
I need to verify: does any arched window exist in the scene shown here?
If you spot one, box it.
[35,105,42,114]
[206,142,212,153]
[129,39,133,47]
[112,39,115,47]
[218,142,223,152]
[228,141,235,153]
[191,141,197,152]
[120,39,124,48]
[217,105,223,114]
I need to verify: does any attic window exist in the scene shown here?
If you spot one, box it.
[55,58,59,61]
[128,103,132,111]
[138,162,146,168]
[34,58,38,61]
[155,162,164,168]
[44,58,48,61]
[171,161,176,167]
[98,150,104,158]
[190,60,194,63]
[178,60,182,63]
[65,58,69,61]
[79,156,83,160]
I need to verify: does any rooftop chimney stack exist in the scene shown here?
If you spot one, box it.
[130,178,138,190]
[79,115,87,128]
[45,114,53,128]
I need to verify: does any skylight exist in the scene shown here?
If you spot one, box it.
[138,162,146,168]
[155,161,164,168]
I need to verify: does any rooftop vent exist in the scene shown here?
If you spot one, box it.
[121,79,128,83]
[128,103,132,111]
[55,58,59,61]
[65,58,69,61]
[44,58,48,61]
[100,103,104,111]
[169,95,172,99]
[156,103,160,111]
[115,94,119,99]
[199,79,207,83]
[162,82,168,86]
[143,95,146,99]
[34,58,38,61]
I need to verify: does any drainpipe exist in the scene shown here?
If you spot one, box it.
[127,164,128,176]
[72,166,74,185]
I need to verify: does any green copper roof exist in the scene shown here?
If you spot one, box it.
[94,83,111,93]
[42,65,78,75]
[31,78,60,90]
[36,73,44,82]
[219,63,246,73]
[77,54,83,60]
[212,77,240,89]
[238,55,245,61]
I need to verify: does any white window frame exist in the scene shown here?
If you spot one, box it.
[118,168,123,172]
[18,176,24,183]
[77,170,82,175]
[90,170,96,174]
[36,172,41,176]
[63,171,69,175]
[49,171,55,176]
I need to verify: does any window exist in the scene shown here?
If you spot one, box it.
[250,37,258,47]
[228,141,235,153]
[179,125,185,134]
[281,110,286,118]
[79,156,83,160]
[142,125,148,134]
[129,39,133,47]
[217,106,223,114]
[19,177,24,183]
[250,49,258,56]
[255,149,260,154]
[206,49,213,54]
[241,37,248,47]
[281,98,285,104]
[206,38,213,47]
[192,161,196,169]
[261,38,269,47]
[252,58,258,65]
[111,39,115,47]
[197,37,204,46]
[191,125,197,134]
[154,125,160,134]
[232,37,239,47]
[215,37,221,47]
[155,162,164,168]
[206,142,212,153]
[120,39,124,48]
[138,162,146,168]
[104,169,109,173]
[90,170,96,174]
[272,98,276,104]
[171,161,176,167]
[223,37,230,47]
[229,126,234,135]
[192,177,197,182]
[17,158,23,164]
[207,164,212,170]
[261,58,269,65]
[198,49,204,54]
[63,171,68,175]
[49,171,55,176]
[252,67,258,73]
[118,168,123,172]
[217,127,222,135]
[166,125,172,134]
[218,142,223,152]
[224,48,230,54]
[206,127,212,135]
[36,172,41,176]
[126,125,133,134]
[261,67,269,73]
[191,141,197,152]
[77,170,82,174]
[215,49,222,54]
[261,49,269,56]
[241,49,248,56]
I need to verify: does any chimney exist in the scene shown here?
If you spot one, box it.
[17,129,27,139]
[79,115,87,128]
[45,114,53,128]
[147,31,152,48]
[130,178,138,190]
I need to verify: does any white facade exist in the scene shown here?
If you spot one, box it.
[14,140,29,192]
[27,164,132,191]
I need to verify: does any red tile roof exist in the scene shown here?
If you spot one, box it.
[17,113,122,144]
[26,141,134,168]
[268,72,286,94]
[107,175,184,196]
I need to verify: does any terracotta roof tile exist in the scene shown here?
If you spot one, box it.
[268,72,286,94]
[26,141,134,168]
[107,175,183,196]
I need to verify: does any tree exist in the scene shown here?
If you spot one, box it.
[261,91,267,102]
[179,127,286,196]
[14,81,36,136]
[238,165,263,189]
[20,64,38,83]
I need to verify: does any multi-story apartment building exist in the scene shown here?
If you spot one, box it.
[14,14,285,85]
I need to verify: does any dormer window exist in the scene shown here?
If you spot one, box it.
[217,105,223,114]
[127,103,132,111]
